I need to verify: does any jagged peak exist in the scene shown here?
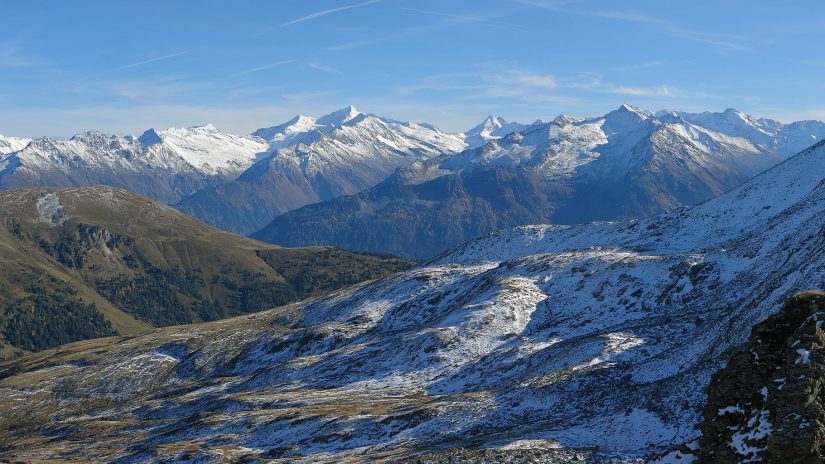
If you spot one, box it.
[138,128,163,146]
[467,116,506,134]
[69,130,118,142]
[482,115,506,126]
[191,123,219,132]
[289,114,316,125]
[601,104,651,135]
[317,105,362,126]
[552,114,577,126]
[611,103,650,119]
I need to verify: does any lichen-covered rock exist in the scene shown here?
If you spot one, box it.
[698,291,825,463]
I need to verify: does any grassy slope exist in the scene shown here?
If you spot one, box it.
[0,187,412,359]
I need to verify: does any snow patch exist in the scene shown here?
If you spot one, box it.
[36,193,66,225]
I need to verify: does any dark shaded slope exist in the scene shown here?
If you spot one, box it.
[0,187,412,359]
[252,166,570,259]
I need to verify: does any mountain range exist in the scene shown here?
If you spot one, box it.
[2,134,825,462]
[174,106,467,234]
[0,187,410,360]
[5,106,824,247]
[0,125,271,204]
[253,105,825,258]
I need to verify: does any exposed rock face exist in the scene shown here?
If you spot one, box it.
[698,291,825,463]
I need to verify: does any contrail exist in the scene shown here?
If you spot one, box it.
[280,0,381,27]
[228,60,293,78]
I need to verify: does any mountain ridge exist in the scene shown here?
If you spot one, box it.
[174,106,468,234]
[254,104,821,259]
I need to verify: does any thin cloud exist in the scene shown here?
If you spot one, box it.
[613,60,666,71]
[307,62,340,74]
[511,0,588,11]
[493,70,557,89]
[228,60,293,78]
[400,7,528,30]
[518,2,749,51]
[324,40,378,51]
[99,50,196,76]
[280,0,381,27]
[591,11,747,51]
[47,49,198,90]
[0,43,36,67]
[322,5,529,54]
[281,90,339,103]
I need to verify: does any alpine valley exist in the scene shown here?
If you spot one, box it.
[2,128,825,462]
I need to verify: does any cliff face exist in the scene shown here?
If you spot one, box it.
[698,291,825,463]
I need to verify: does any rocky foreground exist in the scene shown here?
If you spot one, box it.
[697,291,825,463]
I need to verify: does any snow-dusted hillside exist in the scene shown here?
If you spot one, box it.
[3,140,825,462]
[0,126,268,203]
[175,106,467,234]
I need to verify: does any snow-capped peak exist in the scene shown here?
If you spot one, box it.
[137,128,162,146]
[0,134,31,156]
[482,115,507,129]
[194,123,219,132]
[154,124,268,172]
[464,116,526,149]
[605,103,650,122]
[317,105,362,126]
[600,104,651,137]
[551,115,578,126]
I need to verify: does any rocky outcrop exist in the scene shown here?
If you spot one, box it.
[698,291,825,463]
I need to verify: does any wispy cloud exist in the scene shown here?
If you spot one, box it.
[280,0,381,27]
[98,50,196,76]
[47,49,197,90]
[564,72,719,99]
[493,70,557,89]
[593,11,747,51]
[396,65,719,110]
[227,60,293,78]
[612,60,666,72]
[307,62,340,74]
[0,43,37,67]
[511,0,588,11]
[567,73,661,96]
[400,7,528,30]
[105,77,210,100]
[518,1,748,51]
[321,4,529,54]
[281,90,339,103]
[324,40,378,51]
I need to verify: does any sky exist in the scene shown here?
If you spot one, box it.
[3,0,825,137]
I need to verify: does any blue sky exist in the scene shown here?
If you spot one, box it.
[2,0,825,137]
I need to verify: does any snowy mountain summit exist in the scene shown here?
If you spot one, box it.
[251,104,825,260]
[0,125,268,203]
[463,115,529,149]
[176,106,468,233]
